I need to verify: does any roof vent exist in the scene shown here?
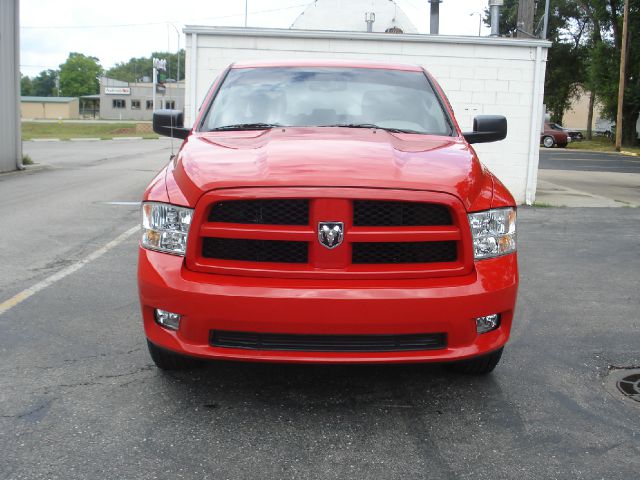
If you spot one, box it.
[365,12,375,32]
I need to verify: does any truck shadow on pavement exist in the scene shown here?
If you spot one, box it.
[155,359,509,414]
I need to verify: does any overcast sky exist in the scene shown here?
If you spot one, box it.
[20,0,493,77]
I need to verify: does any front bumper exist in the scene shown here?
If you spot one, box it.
[138,248,518,364]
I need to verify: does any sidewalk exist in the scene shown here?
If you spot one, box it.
[536,170,639,207]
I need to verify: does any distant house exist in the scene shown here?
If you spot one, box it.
[563,86,640,137]
[21,96,80,120]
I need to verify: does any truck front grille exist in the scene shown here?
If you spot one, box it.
[352,241,457,264]
[190,190,471,279]
[209,199,309,225]
[202,238,308,263]
[353,200,452,226]
[210,330,447,352]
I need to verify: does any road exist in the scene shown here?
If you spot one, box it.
[539,148,640,173]
[1,140,639,479]
[537,148,640,206]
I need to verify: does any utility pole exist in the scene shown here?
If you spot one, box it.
[517,0,535,37]
[245,0,248,28]
[615,0,630,151]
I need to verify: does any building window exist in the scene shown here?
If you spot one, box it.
[112,99,126,109]
[146,100,153,110]
[165,100,175,109]
[131,100,141,110]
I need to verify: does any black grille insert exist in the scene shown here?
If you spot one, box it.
[353,201,452,226]
[352,241,457,264]
[202,238,308,263]
[209,199,309,225]
[210,331,447,352]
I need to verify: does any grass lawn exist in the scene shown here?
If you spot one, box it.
[566,135,640,155]
[22,121,160,140]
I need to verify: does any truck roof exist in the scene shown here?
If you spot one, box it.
[230,59,424,72]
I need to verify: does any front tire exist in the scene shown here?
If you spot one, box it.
[147,340,203,370]
[448,348,503,375]
[542,136,555,148]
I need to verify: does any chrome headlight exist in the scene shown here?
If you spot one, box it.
[141,202,193,256]
[468,208,516,260]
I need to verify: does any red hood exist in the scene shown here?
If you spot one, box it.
[169,127,493,210]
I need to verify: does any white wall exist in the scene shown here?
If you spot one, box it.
[183,27,550,204]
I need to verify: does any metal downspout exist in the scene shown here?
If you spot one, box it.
[525,45,543,204]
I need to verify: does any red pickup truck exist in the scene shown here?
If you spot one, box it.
[139,60,518,375]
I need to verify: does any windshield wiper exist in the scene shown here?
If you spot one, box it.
[207,123,282,131]
[318,123,424,134]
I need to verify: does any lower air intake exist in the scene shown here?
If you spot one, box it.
[210,331,447,352]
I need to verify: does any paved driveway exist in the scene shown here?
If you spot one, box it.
[1,141,639,479]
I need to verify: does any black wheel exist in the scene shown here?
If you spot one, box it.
[147,340,203,370]
[448,348,503,375]
[542,136,555,148]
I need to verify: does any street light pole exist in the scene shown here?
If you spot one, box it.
[168,23,180,82]
[470,12,482,36]
[615,0,630,151]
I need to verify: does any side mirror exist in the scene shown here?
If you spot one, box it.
[463,115,507,144]
[152,109,191,139]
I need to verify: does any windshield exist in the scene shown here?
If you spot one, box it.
[199,67,454,135]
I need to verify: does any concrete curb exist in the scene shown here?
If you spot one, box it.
[25,137,162,142]
[559,148,640,157]
[0,163,50,177]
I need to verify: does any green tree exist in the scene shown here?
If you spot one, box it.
[587,0,639,146]
[20,74,34,95]
[59,52,102,97]
[487,0,587,123]
[106,50,185,82]
[31,69,58,96]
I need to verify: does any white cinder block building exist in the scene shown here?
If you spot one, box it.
[182,24,549,204]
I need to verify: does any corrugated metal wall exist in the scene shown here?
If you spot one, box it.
[0,0,21,173]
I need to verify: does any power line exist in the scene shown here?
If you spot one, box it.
[21,2,310,29]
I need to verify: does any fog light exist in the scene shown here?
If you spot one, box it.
[476,314,500,334]
[154,309,181,330]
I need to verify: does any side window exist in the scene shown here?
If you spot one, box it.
[131,100,141,110]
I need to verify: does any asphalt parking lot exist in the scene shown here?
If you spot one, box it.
[537,148,640,207]
[1,140,639,479]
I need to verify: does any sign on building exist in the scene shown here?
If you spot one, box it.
[104,87,131,95]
